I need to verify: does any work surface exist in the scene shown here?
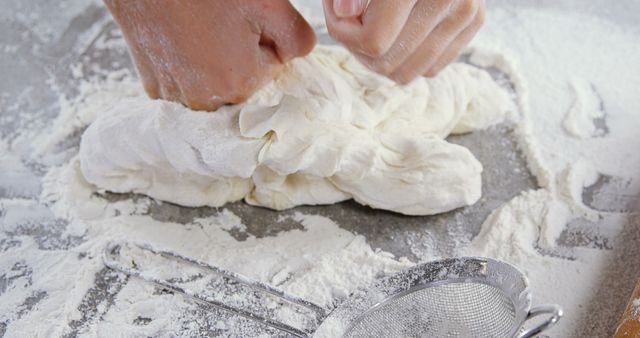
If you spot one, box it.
[1,0,639,337]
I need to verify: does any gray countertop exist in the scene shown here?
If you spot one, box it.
[1,1,639,337]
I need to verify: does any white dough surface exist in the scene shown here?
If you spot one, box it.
[79,46,513,215]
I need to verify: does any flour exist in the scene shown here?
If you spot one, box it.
[562,81,607,139]
[1,160,412,337]
[2,2,640,338]
[78,45,513,216]
[472,6,640,180]
[462,6,640,337]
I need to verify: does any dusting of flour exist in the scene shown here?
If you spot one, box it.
[1,2,640,338]
[2,159,411,337]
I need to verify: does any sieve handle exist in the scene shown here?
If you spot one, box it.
[103,241,320,338]
[518,304,563,338]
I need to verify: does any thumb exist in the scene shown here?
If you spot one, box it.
[258,1,317,63]
[333,0,368,17]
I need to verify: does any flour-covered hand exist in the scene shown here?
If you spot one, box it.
[104,0,316,111]
[323,0,485,83]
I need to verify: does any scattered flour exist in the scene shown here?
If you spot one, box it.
[562,81,607,139]
[2,161,411,337]
[463,6,640,337]
[1,2,639,338]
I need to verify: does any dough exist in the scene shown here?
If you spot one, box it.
[79,46,513,215]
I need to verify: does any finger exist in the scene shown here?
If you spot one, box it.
[389,0,481,83]
[157,74,181,103]
[257,33,285,66]
[425,6,485,77]
[181,84,240,112]
[183,96,222,112]
[127,47,161,99]
[182,82,229,112]
[140,73,160,100]
[181,60,283,112]
[354,0,454,75]
[323,0,417,56]
[333,0,368,17]
[257,0,316,63]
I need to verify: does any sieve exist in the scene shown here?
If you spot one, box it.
[104,241,562,337]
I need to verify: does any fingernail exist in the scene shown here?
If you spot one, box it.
[334,0,367,17]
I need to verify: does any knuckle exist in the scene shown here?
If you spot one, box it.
[375,63,395,75]
[360,34,391,57]
[368,58,396,75]
[421,44,441,60]
[355,53,396,75]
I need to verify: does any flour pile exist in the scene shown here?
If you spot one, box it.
[79,46,513,215]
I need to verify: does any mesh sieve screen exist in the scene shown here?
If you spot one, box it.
[343,282,517,338]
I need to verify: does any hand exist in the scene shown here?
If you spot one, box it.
[104,0,316,111]
[323,0,485,83]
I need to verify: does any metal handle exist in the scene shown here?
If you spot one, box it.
[518,304,563,338]
[103,241,325,338]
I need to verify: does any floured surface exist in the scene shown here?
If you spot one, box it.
[1,1,640,338]
[79,46,513,215]
[3,163,413,336]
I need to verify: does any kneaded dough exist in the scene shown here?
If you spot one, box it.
[79,46,513,215]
